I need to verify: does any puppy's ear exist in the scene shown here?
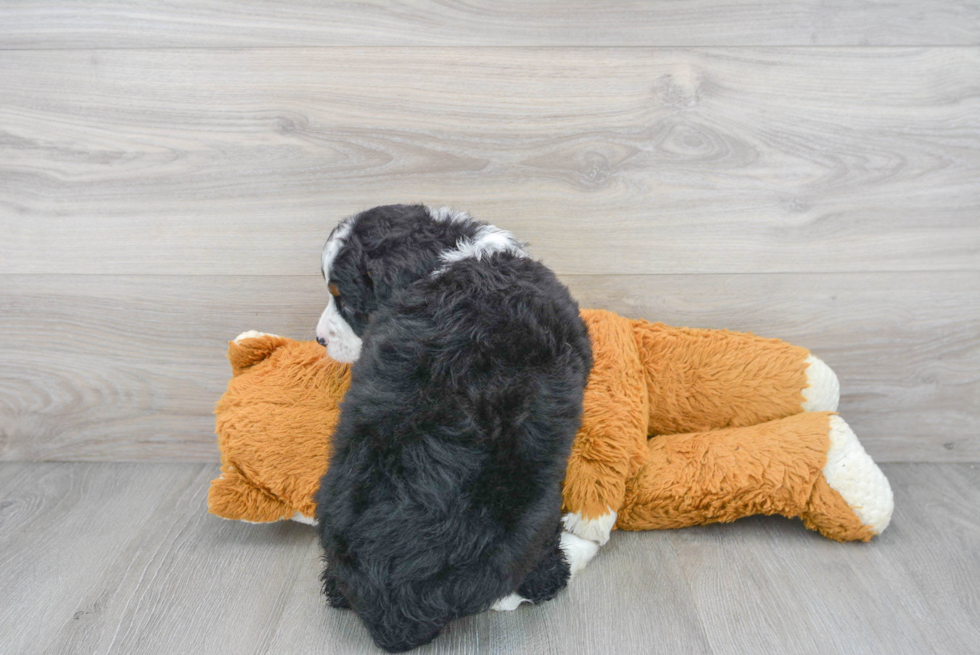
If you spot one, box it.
[362,251,432,302]
[362,257,401,303]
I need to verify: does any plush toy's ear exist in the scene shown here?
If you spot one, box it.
[227,331,292,377]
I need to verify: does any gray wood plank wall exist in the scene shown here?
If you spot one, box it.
[1,3,978,463]
[1,1,978,47]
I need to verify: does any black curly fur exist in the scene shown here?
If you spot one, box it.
[314,205,591,652]
[516,524,572,604]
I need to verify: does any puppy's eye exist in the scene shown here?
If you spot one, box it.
[328,283,341,297]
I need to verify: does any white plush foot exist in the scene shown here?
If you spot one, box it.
[802,354,840,411]
[233,330,276,344]
[824,415,894,534]
[290,511,316,525]
[559,531,599,577]
[490,592,529,611]
[562,508,617,545]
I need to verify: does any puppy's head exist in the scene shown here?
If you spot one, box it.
[315,204,526,363]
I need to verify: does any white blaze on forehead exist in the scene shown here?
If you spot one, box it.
[318,215,362,363]
[321,216,356,280]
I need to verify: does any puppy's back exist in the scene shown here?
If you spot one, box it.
[317,252,591,650]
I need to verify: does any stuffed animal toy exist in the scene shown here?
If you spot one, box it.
[209,309,893,547]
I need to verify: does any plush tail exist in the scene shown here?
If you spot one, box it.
[628,318,830,435]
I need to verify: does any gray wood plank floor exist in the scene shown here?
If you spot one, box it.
[1,462,977,655]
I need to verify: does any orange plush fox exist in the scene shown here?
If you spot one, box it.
[209,309,893,545]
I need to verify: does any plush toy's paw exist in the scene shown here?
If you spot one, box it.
[802,355,840,412]
[233,330,277,343]
[490,593,529,611]
[290,511,317,525]
[562,508,617,545]
[208,465,294,523]
[823,415,894,534]
[559,531,599,577]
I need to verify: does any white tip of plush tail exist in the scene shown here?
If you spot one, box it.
[824,416,894,534]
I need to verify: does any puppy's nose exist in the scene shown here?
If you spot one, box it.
[316,336,327,347]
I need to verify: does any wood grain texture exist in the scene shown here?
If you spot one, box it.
[2,462,978,654]
[40,466,318,655]
[264,522,714,654]
[883,463,980,654]
[1,48,978,276]
[669,462,980,655]
[0,463,207,654]
[0,1,977,48]
[2,272,976,463]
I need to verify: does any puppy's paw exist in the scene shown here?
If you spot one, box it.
[490,592,529,612]
[322,574,351,610]
[559,531,599,577]
[562,508,617,545]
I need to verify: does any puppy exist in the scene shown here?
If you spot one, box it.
[314,204,593,652]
